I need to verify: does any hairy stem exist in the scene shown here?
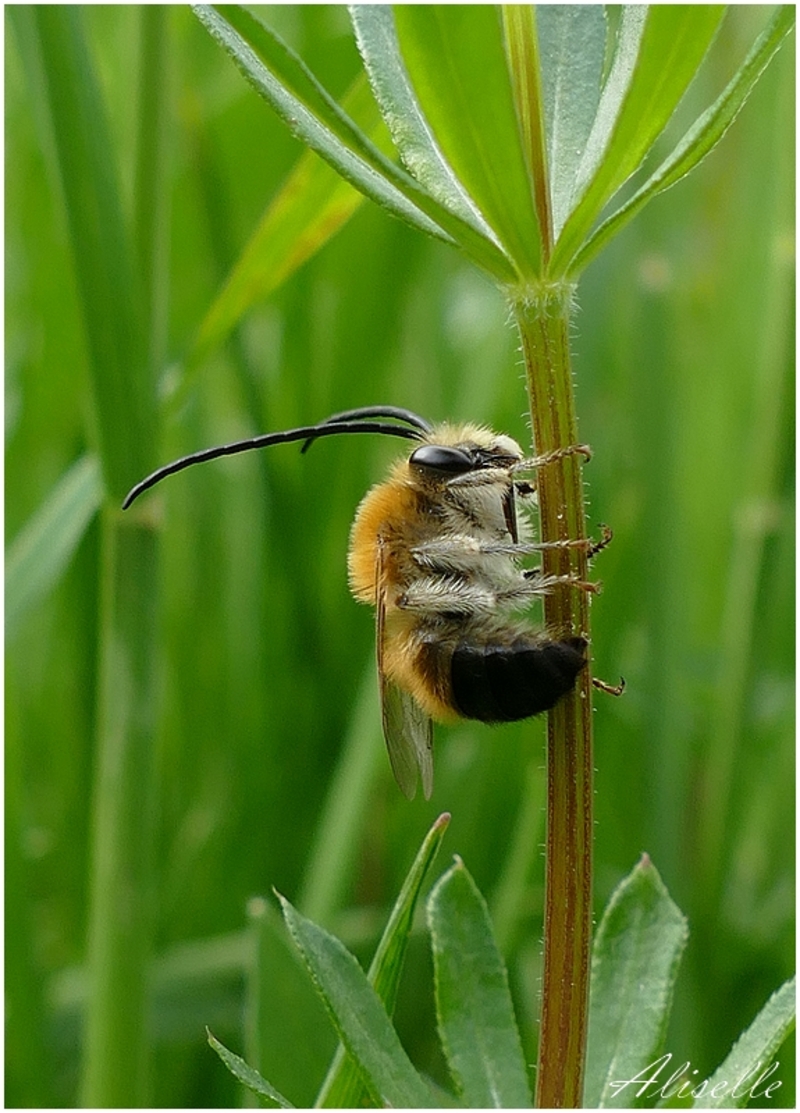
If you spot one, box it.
[512,282,592,1108]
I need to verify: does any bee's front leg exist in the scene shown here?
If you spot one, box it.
[513,443,592,473]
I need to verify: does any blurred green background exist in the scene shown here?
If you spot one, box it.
[6,6,794,1107]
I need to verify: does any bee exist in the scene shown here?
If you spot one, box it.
[124,405,610,799]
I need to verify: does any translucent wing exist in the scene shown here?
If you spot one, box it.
[376,539,434,800]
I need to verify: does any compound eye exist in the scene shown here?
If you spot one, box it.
[409,444,474,475]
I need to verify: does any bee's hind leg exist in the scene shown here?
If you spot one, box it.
[587,523,613,558]
[592,675,626,697]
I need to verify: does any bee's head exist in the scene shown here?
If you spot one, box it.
[407,424,523,485]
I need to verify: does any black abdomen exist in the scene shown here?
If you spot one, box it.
[450,635,587,722]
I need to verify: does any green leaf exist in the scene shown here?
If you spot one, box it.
[193,5,516,283]
[132,6,171,377]
[583,854,688,1108]
[350,6,494,241]
[207,1029,294,1108]
[317,812,451,1107]
[551,5,726,275]
[248,900,336,1108]
[6,455,103,638]
[501,6,550,260]
[395,5,542,279]
[12,17,162,1102]
[427,857,531,1108]
[188,72,379,371]
[697,977,795,1108]
[569,5,796,277]
[21,6,155,499]
[536,5,607,239]
[278,895,433,1108]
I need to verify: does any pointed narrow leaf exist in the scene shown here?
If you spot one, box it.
[278,895,432,1108]
[6,455,102,637]
[551,5,725,275]
[25,6,155,499]
[584,855,688,1108]
[697,977,795,1108]
[249,901,336,1107]
[189,73,380,370]
[427,857,531,1107]
[207,1030,294,1108]
[536,5,607,239]
[395,5,542,278]
[370,812,451,1012]
[317,812,451,1107]
[193,5,516,283]
[566,4,646,206]
[192,5,439,237]
[569,5,796,277]
[502,6,551,258]
[350,6,494,241]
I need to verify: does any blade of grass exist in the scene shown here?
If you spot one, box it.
[187,72,382,374]
[193,5,516,283]
[551,5,726,276]
[395,5,542,278]
[23,6,154,501]
[133,5,172,377]
[5,706,55,1106]
[82,512,160,1106]
[21,8,162,1104]
[568,5,796,277]
[6,454,103,638]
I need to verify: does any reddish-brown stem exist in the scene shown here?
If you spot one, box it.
[512,284,592,1108]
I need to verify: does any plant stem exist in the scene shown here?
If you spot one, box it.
[26,8,167,1101]
[81,512,160,1106]
[512,283,592,1108]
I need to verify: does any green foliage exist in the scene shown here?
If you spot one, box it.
[5,5,794,1107]
[700,978,796,1109]
[427,858,532,1106]
[6,455,102,638]
[585,855,689,1107]
[280,894,434,1108]
[314,811,450,1105]
[192,4,791,287]
[210,842,795,1109]
[208,1029,294,1108]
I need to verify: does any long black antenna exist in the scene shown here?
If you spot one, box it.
[305,405,434,436]
[300,405,434,453]
[122,411,429,509]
